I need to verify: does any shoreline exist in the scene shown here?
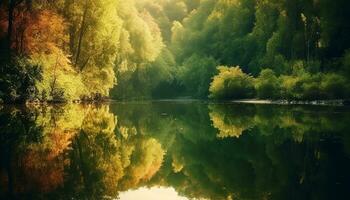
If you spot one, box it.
[0,98,349,107]
[140,98,350,106]
[231,99,349,106]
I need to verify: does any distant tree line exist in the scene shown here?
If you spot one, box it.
[165,0,350,100]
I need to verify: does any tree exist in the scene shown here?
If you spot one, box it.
[209,66,255,100]
[63,0,122,96]
[255,69,280,99]
[178,54,218,98]
[112,1,165,99]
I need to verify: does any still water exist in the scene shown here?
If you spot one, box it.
[0,101,350,200]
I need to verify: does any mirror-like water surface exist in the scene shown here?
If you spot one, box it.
[0,102,350,200]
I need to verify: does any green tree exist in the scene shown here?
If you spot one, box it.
[255,69,280,99]
[63,0,122,96]
[209,66,255,100]
[178,54,218,98]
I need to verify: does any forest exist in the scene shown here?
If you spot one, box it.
[1,0,350,102]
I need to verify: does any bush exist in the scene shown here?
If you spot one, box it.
[0,57,42,103]
[30,52,87,102]
[178,54,218,98]
[209,66,255,100]
[300,73,322,100]
[255,69,280,99]
[279,75,298,100]
[279,72,349,100]
[279,72,323,100]
[320,73,349,99]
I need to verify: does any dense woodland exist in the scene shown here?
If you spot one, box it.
[1,0,350,102]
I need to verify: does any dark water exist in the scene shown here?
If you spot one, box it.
[1,102,350,200]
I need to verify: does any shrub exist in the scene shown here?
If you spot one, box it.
[320,73,349,99]
[178,54,218,98]
[255,69,280,99]
[279,72,349,100]
[300,73,322,100]
[30,52,87,102]
[0,57,42,103]
[209,66,255,100]
[280,72,323,100]
[279,75,299,100]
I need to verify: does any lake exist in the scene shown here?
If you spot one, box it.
[0,101,350,200]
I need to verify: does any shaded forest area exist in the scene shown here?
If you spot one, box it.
[1,0,350,103]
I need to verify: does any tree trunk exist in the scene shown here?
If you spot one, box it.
[7,0,28,60]
[63,0,75,54]
[7,1,15,60]
[74,0,89,70]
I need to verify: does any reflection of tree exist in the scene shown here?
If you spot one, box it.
[0,104,166,199]
[35,104,166,199]
[0,107,43,199]
[209,104,350,142]
[18,105,85,194]
[118,138,165,190]
[1,103,350,200]
[0,105,88,198]
[62,105,123,199]
[113,103,350,200]
[154,104,350,200]
[209,104,256,138]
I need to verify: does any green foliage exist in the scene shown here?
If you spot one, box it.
[209,64,350,101]
[209,66,255,100]
[255,69,280,99]
[163,0,350,100]
[164,1,188,21]
[63,0,122,96]
[320,73,349,99]
[111,0,167,100]
[178,54,218,98]
[1,1,122,102]
[279,72,350,100]
[113,47,174,100]
[1,0,350,101]
[0,57,42,103]
[29,51,87,102]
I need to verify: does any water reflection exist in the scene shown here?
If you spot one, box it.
[119,187,188,200]
[0,102,350,199]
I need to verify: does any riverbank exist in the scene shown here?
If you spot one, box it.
[1,98,349,107]
[232,99,350,106]
[150,98,350,106]
[0,96,112,106]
